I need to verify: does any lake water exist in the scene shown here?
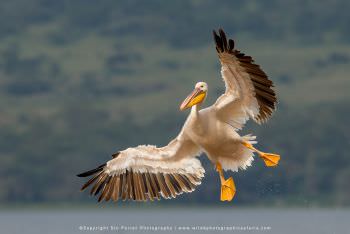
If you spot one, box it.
[0,208,348,234]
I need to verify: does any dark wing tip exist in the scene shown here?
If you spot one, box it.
[213,28,235,53]
[218,28,228,50]
[228,39,234,51]
[213,29,223,52]
[218,28,225,35]
[77,163,106,177]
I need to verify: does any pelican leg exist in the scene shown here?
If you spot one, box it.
[216,163,236,202]
[242,142,280,167]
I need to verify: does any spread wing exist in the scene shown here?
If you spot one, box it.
[77,132,204,202]
[212,29,277,129]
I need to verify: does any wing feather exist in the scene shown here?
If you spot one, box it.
[108,176,117,201]
[77,133,204,202]
[143,173,153,201]
[121,173,127,200]
[212,28,277,127]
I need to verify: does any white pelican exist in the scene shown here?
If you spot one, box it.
[77,29,280,202]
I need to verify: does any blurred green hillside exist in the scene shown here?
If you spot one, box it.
[0,0,349,206]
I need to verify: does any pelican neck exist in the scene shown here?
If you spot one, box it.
[191,104,200,116]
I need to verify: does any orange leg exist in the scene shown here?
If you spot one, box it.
[242,142,280,167]
[216,163,236,202]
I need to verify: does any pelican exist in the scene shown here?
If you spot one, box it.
[77,29,280,202]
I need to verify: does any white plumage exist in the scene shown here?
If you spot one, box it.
[77,28,279,202]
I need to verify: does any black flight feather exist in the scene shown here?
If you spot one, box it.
[213,30,223,52]
[76,163,106,177]
[218,28,228,51]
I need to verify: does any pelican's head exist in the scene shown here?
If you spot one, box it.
[180,82,208,111]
